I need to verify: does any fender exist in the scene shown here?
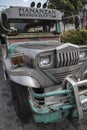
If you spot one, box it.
[4,59,54,88]
[10,75,40,88]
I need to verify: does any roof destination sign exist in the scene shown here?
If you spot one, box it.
[4,7,62,20]
[19,7,56,19]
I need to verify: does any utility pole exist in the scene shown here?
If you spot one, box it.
[82,0,87,28]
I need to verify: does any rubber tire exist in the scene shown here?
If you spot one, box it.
[32,88,44,105]
[10,81,30,123]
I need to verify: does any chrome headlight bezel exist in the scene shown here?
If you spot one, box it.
[39,55,51,65]
[38,52,54,69]
[79,51,86,61]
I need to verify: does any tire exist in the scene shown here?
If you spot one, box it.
[10,81,30,122]
[32,88,44,105]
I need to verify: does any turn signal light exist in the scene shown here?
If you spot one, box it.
[11,53,24,67]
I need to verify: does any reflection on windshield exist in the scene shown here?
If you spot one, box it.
[10,20,56,33]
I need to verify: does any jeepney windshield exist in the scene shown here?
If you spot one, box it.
[9,19,57,33]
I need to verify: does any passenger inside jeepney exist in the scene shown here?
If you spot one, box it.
[43,25,50,32]
[9,20,56,33]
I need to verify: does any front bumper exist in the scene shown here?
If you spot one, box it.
[28,88,77,123]
[29,100,76,123]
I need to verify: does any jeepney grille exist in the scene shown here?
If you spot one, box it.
[57,51,79,67]
[43,64,80,84]
[52,68,79,83]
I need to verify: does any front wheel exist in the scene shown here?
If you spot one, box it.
[10,82,30,122]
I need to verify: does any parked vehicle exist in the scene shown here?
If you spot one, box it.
[0,6,87,123]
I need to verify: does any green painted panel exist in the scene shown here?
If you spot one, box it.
[33,109,70,123]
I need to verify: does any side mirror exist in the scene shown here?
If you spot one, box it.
[0,13,11,34]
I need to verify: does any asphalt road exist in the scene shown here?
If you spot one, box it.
[0,60,87,130]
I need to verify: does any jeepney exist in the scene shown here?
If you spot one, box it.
[0,6,87,123]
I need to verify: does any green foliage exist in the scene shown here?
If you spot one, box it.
[79,29,87,44]
[61,29,87,45]
[49,0,83,15]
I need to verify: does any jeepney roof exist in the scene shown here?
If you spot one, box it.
[3,6,62,20]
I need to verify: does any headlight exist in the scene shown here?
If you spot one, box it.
[38,54,54,68]
[39,56,51,66]
[38,51,54,68]
[79,52,86,60]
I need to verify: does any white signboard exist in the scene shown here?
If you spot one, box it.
[19,8,56,18]
[4,7,62,20]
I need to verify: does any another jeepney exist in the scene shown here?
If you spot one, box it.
[1,6,87,123]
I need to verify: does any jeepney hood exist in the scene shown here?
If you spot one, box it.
[6,41,87,87]
[9,40,62,59]
[8,41,80,69]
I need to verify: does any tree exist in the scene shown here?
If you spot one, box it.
[48,0,83,15]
